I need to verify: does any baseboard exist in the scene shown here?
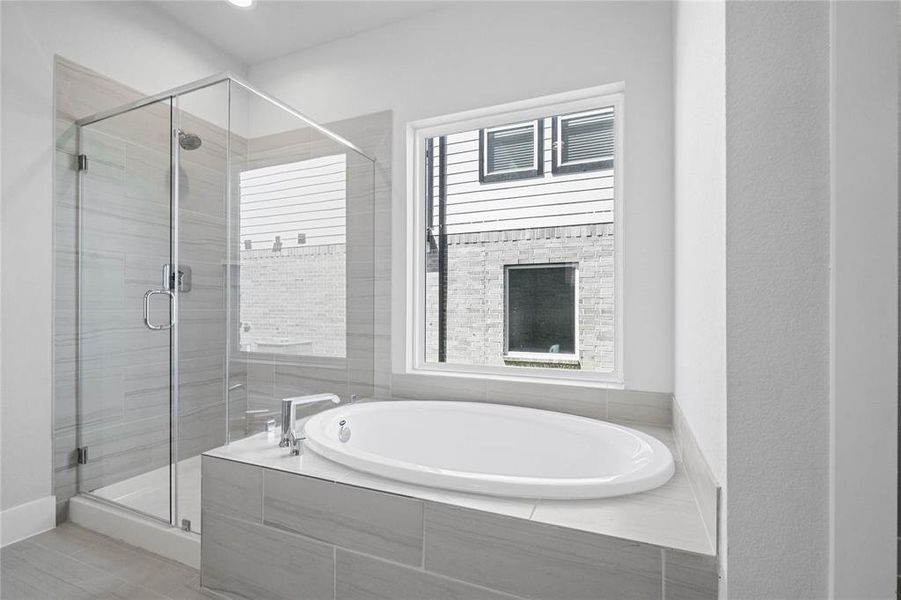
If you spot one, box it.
[1,495,57,547]
[69,495,200,569]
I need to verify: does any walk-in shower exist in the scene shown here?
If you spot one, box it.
[71,74,375,535]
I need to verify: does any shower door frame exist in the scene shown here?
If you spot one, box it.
[73,73,375,531]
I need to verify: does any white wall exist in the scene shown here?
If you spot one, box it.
[673,0,726,486]
[724,2,832,597]
[830,2,897,596]
[676,1,897,597]
[249,1,675,393]
[0,0,245,525]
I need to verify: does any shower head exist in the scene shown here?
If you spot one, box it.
[177,130,202,151]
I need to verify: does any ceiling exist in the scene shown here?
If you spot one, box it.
[150,1,448,66]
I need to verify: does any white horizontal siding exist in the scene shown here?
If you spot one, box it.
[430,118,615,235]
[239,154,346,248]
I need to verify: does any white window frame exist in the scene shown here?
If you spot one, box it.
[503,263,580,362]
[403,83,625,387]
[480,120,543,181]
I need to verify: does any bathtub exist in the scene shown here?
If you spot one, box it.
[302,400,674,500]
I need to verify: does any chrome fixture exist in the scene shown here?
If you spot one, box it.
[163,263,192,292]
[176,129,202,151]
[142,289,175,330]
[280,393,340,455]
[338,419,351,443]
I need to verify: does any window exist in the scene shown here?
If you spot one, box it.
[479,121,544,183]
[505,264,578,359]
[238,154,347,357]
[409,85,623,384]
[552,108,614,174]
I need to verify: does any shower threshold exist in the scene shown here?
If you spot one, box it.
[91,455,202,534]
[69,456,202,568]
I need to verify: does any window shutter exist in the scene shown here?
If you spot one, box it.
[486,125,535,172]
[560,111,614,164]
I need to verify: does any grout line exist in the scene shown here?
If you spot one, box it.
[661,548,667,600]
[420,503,426,569]
[337,546,526,599]
[260,468,265,524]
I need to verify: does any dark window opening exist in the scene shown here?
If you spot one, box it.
[505,264,577,355]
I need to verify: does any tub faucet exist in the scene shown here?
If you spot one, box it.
[280,393,341,455]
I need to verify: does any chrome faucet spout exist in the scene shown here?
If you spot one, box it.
[279,393,341,454]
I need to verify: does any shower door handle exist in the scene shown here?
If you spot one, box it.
[143,289,175,331]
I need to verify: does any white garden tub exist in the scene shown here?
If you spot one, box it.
[302,400,674,499]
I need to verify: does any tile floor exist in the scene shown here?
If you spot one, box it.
[0,523,208,600]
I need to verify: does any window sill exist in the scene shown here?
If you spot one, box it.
[502,353,581,368]
[405,363,624,390]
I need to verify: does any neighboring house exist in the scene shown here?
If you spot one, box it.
[425,108,616,373]
[234,106,616,373]
[237,154,348,357]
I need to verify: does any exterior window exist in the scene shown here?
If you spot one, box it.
[414,88,622,383]
[552,108,614,174]
[479,121,544,183]
[238,154,347,357]
[505,264,578,358]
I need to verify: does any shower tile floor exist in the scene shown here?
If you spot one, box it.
[92,455,203,534]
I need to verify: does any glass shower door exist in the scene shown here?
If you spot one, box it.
[76,98,174,524]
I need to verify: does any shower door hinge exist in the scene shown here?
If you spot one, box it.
[77,154,88,172]
[76,446,88,465]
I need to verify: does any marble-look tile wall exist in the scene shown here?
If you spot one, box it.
[53,59,245,521]
[235,111,388,432]
[201,455,718,600]
[54,57,383,521]
[55,58,170,521]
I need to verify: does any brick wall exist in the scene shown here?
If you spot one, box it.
[240,244,346,357]
[425,224,614,372]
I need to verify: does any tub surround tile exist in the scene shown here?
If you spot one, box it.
[202,441,718,600]
[663,549,719,600]
[607,390,673,427]
[336,469,536,521]
[200,456,262,523]
[390,373,487,403]
[204,427,713,556]
[335,549,525,600]
[531,468,713,556]
[201,511,334,600]
[672,397,719,551]
[204,431,353,482]
[423,503,663,600]
[263,469,423,566]
[483,379,608,421]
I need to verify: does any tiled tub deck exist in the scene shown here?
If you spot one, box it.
[200,431,718,600]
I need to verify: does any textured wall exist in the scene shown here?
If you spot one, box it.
[725,2,831,597]
[673,0,726,491]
